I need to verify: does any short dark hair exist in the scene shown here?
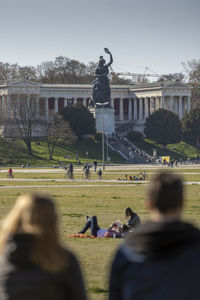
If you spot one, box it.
[147,172,183,213]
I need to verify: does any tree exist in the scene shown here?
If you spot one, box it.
[157,73,185,83]
[182,108,200,146]
[37,56,96,84]
[132,74,149,84]
[46,114,77,160]
[0,62,19,80]
[183,59,200,109]
[144,109,182,145]
[18,66,37,81]
[9,94,38,155]
[0,62,37,81]
[111,73,132,85]
[60,103,96,139]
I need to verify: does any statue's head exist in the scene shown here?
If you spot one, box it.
[99,56,105,66]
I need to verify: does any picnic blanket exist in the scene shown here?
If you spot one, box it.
[67,234,96,238]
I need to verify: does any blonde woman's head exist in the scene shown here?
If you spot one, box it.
[0,193,67,273]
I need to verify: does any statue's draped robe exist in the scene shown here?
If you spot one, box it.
[93,64,111,105]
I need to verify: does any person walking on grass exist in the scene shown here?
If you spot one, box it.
[0,193,87,300]
[93,159,97,172]
[109,172,200,300]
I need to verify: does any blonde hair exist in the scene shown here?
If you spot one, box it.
[0,192,68,273]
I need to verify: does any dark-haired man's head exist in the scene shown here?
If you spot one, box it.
[147,172,183,221]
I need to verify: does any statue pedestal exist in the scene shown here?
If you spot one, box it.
[90,107,115,135]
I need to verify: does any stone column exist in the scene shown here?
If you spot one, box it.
[74,98,77,105]
[155,96,160,109]
[2,95,5,115]
[54,97,58,113]
[111,98,114,108]
[187,96,191,112]
[161,96,164,109]
[133,98,137,120]
[119,99,123,121]
[150,97,155,114]
[36,96,40,119]
[139,98,143,121]
[45,98,49,120]
[27,95,30,107]
[128,98,132,120]
[83,98,86,107]
[64,98,68,107]
[144,97,149,119]
[6,95,11,118]
[178,96,183,119]
[169,96,173,112]
[16,95,20,118]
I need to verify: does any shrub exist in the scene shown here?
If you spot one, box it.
[127,131,144,143]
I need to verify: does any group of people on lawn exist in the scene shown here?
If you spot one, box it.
[0,172,200,300]
[78,206,140,238]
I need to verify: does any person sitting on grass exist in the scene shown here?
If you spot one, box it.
[78,216,123,238]
[125,207,141,231]
[0,192,87,300]
[109,172,200,300]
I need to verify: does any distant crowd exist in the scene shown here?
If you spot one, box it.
[0,172,200,299]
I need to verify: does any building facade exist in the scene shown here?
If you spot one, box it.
[0,79,192,137]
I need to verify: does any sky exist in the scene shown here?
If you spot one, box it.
[0,0,199,76]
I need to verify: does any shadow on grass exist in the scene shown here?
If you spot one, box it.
[88,287,108,294]
[62,213,84,217]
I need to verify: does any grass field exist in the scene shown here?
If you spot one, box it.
[0,138,124,167]
[0,165,200,300]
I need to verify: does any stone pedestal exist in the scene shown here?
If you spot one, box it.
[90,107,115,135]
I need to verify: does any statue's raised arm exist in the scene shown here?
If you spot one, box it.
[104,48,113,67]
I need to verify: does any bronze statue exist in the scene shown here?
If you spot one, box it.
[91,48,113,107]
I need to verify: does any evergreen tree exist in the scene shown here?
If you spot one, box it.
[182,108,200,145]
[60,103,96,139]
[144,109,182,145]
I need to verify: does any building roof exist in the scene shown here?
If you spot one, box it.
[41,83,131,89]
[0,80,191,91]
[130,80,191,90]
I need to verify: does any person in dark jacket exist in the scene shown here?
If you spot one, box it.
[109,172,200,300]
[125,207,141,231]
[0,192,87,300]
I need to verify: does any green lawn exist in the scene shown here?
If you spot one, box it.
[0,166,200,299]
[0,138,125,167]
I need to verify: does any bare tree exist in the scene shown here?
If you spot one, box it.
[45,113,77,160]
[0,62,37,81]
[132,74,149,84]
[183,59,200,109]
[10,94,39,155]
[156,73,185,83]
[0,62,19,81]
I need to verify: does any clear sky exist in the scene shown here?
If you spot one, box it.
[0,0,199,75]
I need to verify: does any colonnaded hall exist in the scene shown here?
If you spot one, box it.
[0,79,191,137]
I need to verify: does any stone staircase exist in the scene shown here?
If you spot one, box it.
[108,137,153,164]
